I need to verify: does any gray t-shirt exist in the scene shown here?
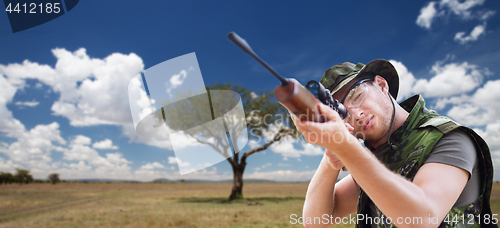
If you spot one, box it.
[424,128,479,207]
[369,128,479,220]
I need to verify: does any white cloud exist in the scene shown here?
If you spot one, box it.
[53,50,144,126]
[433,94,468,110]
[454,23,486,44]
[0,122,66,171]
[0,75,25,137]
[0,60,57,88]
[278,163,292,167]
[270,139,324,158]
[417,1,439,29]
[105,153,130,165]
[257,163,272,170]
[56,160,129,180]
[0,48,144,127]
[444,79,500,126]
[0,73,70,176]
[168,156,190,167]
[416,0,494,41]
[247,139,261,149]
[0,48,178,163]
[413,61,484,98]
[479,10,496,20]
[71,135,91,146]
[93,139,118,150]
[121,122,173,149]
[169,70,187,88]
[0,157,15,171]
[390,60,417,102]
[139,162,165,170]
[58,135,132,178]
[439,0,485,20]
[14,101,39,107]
[389,58,494,105]
[474,123,500,152]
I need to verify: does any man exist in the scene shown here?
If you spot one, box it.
[294,60,495,228]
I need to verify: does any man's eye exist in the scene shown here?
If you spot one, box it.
[354,91,362,101]
[349,89,358,99]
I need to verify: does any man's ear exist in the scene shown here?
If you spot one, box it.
[373,75,389,95]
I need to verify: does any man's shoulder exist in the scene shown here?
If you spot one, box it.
[417,115,461,134]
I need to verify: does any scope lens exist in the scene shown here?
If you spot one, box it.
[306,81,320,94]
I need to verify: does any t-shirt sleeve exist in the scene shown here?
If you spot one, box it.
[424,128,477,179]
[423,128,480,207]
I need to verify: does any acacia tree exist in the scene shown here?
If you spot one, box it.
[14,169,33,185]
[160,83,298,200]
[0,172,14,184]
[48,173,60,185]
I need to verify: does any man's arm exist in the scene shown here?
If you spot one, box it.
[297,104,469,228]
[302,152,359,228]
[340,146,468,228]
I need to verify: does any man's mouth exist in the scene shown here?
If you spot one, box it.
[364,116,374,131]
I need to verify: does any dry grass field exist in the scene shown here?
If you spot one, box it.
[1,182,499,228]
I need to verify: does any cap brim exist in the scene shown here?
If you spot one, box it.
[332,59,399,99]
[330,74,358,95]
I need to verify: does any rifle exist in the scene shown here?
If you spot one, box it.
[227,32,347,123]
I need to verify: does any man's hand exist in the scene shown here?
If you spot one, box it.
[325,149,345,170]
[291,103,356,154]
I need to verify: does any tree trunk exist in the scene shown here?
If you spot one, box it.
[225,129,288,200]
[229,164,245,200]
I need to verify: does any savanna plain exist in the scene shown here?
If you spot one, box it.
[1,182,500,228]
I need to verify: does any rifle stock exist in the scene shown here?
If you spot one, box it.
[275,79,326,123]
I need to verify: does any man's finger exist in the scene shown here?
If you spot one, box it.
[318,103,341,122]
[291,114,306,132]
[345,122,354,132]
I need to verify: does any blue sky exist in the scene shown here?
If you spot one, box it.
[0,0,499,181]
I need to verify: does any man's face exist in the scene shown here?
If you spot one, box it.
[332,76,393,147]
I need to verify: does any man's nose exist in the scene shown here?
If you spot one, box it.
[349,107,364,124]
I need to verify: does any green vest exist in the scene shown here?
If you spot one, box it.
[356,95,495,228]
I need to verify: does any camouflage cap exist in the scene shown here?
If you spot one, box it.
[319,59,399,99]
